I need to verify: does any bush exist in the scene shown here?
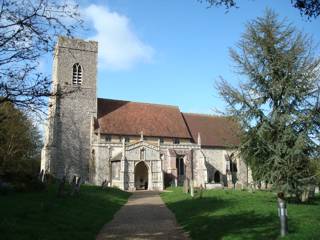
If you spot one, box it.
[0,180,14,195]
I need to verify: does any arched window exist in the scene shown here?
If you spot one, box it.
[72,63,82,85]
[176,156,185,176]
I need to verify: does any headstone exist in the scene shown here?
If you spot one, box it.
[300,185,315,202]
[101,180,108,189]
[257,181,262,190]
[38,170,44,182]
[70,176,77,196]
[315,186,319,194]
[190,179,194,197]
[75,177,81,195]
[249,182,255,193]
[183,179,189,193]
[309,185,315,198]
[199,184,204,199]
[44,169,51,184]
[57,176,66,197]
[205,183,223,189]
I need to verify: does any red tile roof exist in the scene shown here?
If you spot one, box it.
[96,98,240,147]
[97,98,191,139]
[182,113,240,147]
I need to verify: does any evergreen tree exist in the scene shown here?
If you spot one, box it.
[217,10,320,201]
[202,0,320,19]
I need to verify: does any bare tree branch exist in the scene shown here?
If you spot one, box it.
[0,0,83,116]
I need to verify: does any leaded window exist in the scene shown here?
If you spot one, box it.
[72,63,82,85]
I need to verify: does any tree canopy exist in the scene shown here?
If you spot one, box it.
[202,0,320,19]
[217,9,320,200]
[0,101,42,182]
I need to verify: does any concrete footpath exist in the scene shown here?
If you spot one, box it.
[96,191,189,240]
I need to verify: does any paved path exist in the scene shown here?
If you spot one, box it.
[96,191,189,240]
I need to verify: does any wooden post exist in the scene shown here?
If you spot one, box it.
[277,192,288,237]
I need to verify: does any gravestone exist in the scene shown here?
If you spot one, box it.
[70,176,77,196]
[199,184,204,199]
[38,170,44,182]
[183,179,189,194]
[190,179,194,197]
[57,176,66,197]
[75,177,81,195]
[101,180,108,189]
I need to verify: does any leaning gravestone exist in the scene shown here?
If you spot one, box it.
[101,180,108,189]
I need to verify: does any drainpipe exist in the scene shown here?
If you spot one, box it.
[190,149,194,197]
[121,138,126,190]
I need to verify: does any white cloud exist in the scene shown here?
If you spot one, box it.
[84,4,154,70]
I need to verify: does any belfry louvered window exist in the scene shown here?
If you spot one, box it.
[72,63,82,85]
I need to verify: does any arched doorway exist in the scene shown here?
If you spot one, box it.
[214,171,221,183]
[135,161,148,190]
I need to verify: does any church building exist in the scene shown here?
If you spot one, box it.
[41,37,250,191]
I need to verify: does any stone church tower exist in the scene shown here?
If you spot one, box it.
[41,37,98,180]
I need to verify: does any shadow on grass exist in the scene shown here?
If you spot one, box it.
[165,196,279,240]
[0,185,131,240]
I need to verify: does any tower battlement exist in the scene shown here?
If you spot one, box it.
[57,36,98,52]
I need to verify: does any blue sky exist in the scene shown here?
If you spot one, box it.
[44,0,320,114]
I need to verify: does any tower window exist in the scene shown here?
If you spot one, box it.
[72,63,82,85]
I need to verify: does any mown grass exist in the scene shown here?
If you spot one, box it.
[0,185,131,240]
[161,187,320,240]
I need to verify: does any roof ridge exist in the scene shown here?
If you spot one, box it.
[98,97,180,109]
[182,112,227,118]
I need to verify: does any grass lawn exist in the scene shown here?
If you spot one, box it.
[0,185,130,240]
[161,187,320,240]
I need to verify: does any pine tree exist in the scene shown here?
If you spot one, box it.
[217,9,320,201]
